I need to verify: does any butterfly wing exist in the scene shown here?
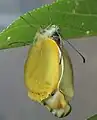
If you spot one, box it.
[24,38,60,102]
[59,42,74,102]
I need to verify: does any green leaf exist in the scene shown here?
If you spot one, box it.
[87,114,97,120]
[0,0,97,49]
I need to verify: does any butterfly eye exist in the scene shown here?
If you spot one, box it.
[51,31,61,46]
[52,31,59,37]
[52,36,60,45]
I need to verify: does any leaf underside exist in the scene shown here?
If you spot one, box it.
[0,0,97,49]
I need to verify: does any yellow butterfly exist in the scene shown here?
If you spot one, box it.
[24,25,74,118]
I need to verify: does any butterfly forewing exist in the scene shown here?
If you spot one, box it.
[24,38,60,102]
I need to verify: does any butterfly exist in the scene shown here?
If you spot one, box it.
[24,25,74,118]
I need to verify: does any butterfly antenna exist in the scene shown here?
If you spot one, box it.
[66,40,85,63]
[10,13,41,47]
[20,16,37,29]
[7,16,34,46]
[27,12,43,29]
